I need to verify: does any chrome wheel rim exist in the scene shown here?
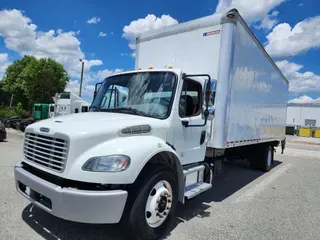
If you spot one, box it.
[145,180,173,228]
[267,149,272,167]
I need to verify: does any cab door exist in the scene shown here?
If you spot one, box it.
[173,78,208,165]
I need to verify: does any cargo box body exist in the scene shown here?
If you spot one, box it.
[136,11,288,149]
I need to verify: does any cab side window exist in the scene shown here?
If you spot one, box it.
[179,79,202,117]
[82,106,88,112]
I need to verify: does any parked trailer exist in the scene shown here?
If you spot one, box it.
[14,9,288,240]
[32,103,50,120]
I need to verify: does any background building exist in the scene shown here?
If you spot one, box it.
[286,103,320,127]
[286,103,320,137]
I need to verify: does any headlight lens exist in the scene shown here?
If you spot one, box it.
[82,155,130,172]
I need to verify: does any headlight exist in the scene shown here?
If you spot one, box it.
[82,155,130,172]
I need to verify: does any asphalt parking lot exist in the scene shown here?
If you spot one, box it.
[1,129,320,240]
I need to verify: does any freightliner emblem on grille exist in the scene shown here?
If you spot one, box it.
[40,127,50,133]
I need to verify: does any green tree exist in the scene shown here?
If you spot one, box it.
[1,56,69,109]
[1,56,37,108]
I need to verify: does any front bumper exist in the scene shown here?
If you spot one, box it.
[14,166,128,224]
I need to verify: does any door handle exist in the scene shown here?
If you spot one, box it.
[182,120,189,127]
[200,131,206,145]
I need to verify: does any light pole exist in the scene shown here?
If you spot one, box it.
[79,59,84,97]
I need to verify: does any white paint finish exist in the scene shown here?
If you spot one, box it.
[23,112,175,184]
[286,105,320,127]
[21,11,289,193]
[137,24,222,81]
[234,163,292,203]
[210,22,236,148]
[170,75,208,165]
[211,20,287,147]
[137,12,223,43]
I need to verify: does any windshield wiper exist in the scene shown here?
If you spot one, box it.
[109,107,148,116]
[89,106,101,112]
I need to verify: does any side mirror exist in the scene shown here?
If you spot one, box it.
[205,80,211,106]
[93,82,103,99]
[203,79,216,121]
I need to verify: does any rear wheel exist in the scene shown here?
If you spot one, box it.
[250,145,273,172]
[261,145,273,172]
[123,167,178,240]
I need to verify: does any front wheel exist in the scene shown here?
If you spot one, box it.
[124,168,178,240]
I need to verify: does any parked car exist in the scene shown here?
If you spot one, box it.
[19,118,35,132]
[3,116,20,128]
[9,118,24,129]
[0,121,6,141]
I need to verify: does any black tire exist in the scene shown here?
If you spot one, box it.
[261,145,273,172]
[249,145,273,172]
[123,166,178,240]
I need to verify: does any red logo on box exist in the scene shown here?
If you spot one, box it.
[203,30,220,36]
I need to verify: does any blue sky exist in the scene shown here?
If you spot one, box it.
[0,0,319,104]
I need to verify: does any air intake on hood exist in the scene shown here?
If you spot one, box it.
[120,125,151,135]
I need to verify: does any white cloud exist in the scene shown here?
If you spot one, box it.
[288,95,320,104]
[87,17,100,24]
[122,14,178,55]
[265,16,320,58]
[66,68,123,99]
[98,32,107,37]
[95,68,122,80]
[0,9,102,78]
[276,60,320,93]
[65,80,95,98]
[215,0,285,28]
[276,60,303,75]
[298,3,303,7]
[255,11,279,30]
[0,53,11,74]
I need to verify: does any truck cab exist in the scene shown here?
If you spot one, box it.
[15,68,214,238]
[53,91,89,117]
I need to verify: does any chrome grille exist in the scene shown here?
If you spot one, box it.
[24,132,68,172]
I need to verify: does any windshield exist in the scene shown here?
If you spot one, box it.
[90,72,177,119]
[59,92,71,99]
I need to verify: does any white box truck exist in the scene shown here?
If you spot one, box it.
[49,92,90,118]
[14,9,288,240]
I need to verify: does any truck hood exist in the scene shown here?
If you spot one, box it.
[27,112,167,140]
[24,112,169,178]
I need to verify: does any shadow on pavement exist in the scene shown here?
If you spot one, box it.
[22,159,282,240]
